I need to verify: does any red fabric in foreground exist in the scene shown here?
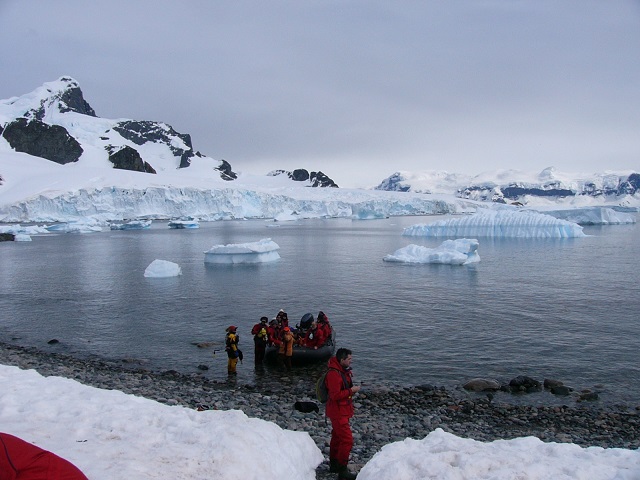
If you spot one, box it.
[0,433,88,480]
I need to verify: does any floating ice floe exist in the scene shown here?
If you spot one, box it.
[404,208,586,238]
[0,224,50,235]
[144,259,182,278]
[273,212,299,222]
[168,218,199,229]
[110,219,152,230]
[13,234,32,242]
[530,207,636,225]
[45,219,103,234]
[204,238,280,264]
[384,239,480,265]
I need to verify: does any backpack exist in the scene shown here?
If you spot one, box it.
[316,367,348,403]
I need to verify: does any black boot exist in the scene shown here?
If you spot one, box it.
[337,464,357,480]
[329,458,340,473]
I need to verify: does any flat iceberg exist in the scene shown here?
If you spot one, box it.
[204,238,280,264]
[110,219,152,230]
[530,207,636,225]
[45,219,103,234]
[403,208,586,238]
[144,259,182,278]
[384,239,480,265]
[14,234,32,242]
[0,224,50,235]
[168,218,199,229]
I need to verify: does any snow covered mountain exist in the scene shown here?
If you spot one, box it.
[375,168,640,209]
[0,76,341,187]
[0,78,476,222]
[0,77,235,179]
[1,78,637,223]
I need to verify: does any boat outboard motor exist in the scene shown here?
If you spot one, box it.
[299,312,314,331]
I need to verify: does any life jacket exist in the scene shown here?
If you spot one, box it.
[254,327,268,346]
[225,332,239,358]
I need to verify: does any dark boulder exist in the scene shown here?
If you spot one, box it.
[578,391,599,402]
[550,385,572,396]
[107,145,156,173]
[543,378,565,389]
[2,118,83,164]
[0,233,16,242]
[508,375,542,393]
[463,378,501,392]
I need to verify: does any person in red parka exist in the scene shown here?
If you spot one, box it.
[325,348,361,480]
[317,311,332,343]
[0,432,89,480]
[301,320,326,349]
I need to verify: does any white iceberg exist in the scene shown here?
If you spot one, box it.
[204,238,280,264]
[0,224,50,235]
[403,208,586,238]
[168,218,199,229]
[530,207,636,225]
[14,234,32,242]
[384,239,480,265]
[45,219,103,234]
[110,219,152,230]
[144,259,182,278]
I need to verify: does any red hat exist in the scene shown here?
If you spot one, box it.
[283,326,291,332]
[227,325,237,333]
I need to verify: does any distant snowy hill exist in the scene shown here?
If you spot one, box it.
[375,167,640,209]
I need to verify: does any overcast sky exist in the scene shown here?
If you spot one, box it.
[1,1,639,188]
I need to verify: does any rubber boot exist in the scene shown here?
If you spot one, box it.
[337,464,357,480]
[329,458,340,473]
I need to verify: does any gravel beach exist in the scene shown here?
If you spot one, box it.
[1,342,639,479]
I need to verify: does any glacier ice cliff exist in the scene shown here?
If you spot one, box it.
[0,187,467,223]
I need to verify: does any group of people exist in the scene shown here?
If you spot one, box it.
[251,309,333,368]
[224,310,333,373]
[224,312,359,479]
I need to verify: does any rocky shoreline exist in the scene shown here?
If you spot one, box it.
[1,342,639,478]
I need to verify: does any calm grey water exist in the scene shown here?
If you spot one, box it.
[1,216,638,405]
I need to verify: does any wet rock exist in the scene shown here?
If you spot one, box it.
[508,375,541,392]
[544,378,564,389]
[550,385,572,396]
[463,378,501,392]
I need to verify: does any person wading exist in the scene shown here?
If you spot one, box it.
[225,325,240,375]
[251,316,269,365]
[325,348,361,479]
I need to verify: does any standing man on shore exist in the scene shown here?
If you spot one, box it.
[325,348,361,480]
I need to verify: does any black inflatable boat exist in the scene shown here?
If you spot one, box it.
[264,312,335,365]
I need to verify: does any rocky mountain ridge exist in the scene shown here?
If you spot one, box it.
[0,77,337,187]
